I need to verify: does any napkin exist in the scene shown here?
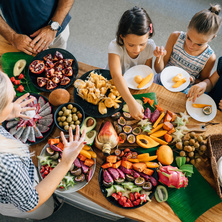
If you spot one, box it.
[1,52,40,96]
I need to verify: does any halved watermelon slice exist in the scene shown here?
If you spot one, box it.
[14,127,24,139]
[39,106,52,117]
[39,102,50,113]
[38,118,53,127]
[38,96,45,109]
[20,126,31,143]
[34,126,43,139]
[36,123,50,133]
[6,120,19,129]
[28,127,36,143]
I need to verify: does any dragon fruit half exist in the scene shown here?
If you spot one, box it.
[157,166,188,189]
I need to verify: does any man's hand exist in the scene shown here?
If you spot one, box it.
[30,26,57,53]
[12,33,34,55]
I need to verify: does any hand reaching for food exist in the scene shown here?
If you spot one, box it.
[187,82,207,102]
[128,100,144,120]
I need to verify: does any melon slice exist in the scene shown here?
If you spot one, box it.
[20,126,31,143]
[38,96,46,109]
[6,120,19,129]
[27,127,36,143]
[14,127,24,140]
[36,123,50,133]
[34,126,43,139]
[39,102,50,113]
[39,106,52,117]
[38,118,53,127]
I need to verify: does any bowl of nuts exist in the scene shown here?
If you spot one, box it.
[54,102,85,132]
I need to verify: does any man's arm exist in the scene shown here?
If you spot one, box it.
[30,0,74,52]
[0,16,34,55]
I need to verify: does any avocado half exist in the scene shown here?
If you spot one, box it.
[85,130,97,146]
[80,116,97,134]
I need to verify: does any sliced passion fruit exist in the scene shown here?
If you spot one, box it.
[119,132,127,143]
[115,178,125,184]
[71,167,82,176]
[132,127,142,136]
[115,124,123,134]
[123,125,132,134]
[46,147,55,155]
[126,174,135,182]
[202,106,212,115]
[111,112,121,120]
[123,112,131,119]
[127,134,136,144]
[74,173,85,182]
[142,181,153,191]
[103,180,114,187]
[134,177,145,186]
[117,116,126,126]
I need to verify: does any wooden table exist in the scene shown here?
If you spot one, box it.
[31,62,222,222]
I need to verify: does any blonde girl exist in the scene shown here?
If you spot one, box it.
[0,71,86,220]
[108,6,157,120]
[154,4,221,88]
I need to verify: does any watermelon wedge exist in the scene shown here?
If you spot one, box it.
[20,126,31,143]
[34,126,43,139]
[36,123,50,133]
[6,120,19,129]
[27,127,36,143]
[14,127,24,139]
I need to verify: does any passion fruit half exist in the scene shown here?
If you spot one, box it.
[202,106,212,115]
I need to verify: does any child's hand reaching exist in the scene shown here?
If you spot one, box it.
[187,82,207,102]
[153,46,167,59]
[128,100,144,120]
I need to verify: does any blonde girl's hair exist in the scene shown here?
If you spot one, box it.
[188,4,221,35]
[0,71,33,158]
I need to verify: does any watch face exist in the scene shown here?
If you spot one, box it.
[51,22,59,30]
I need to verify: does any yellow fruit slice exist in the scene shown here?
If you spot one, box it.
[172,73,183,82]
[150,135,168,145]
[172,78,186,88]
[151,130,168,138]
[13,59,26,76]
[137,73,153,88]
[192,104,212,108]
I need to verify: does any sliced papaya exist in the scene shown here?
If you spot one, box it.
[136,135,159,148]
[150,135,168,145]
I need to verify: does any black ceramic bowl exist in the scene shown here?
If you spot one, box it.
[54,102,85,132]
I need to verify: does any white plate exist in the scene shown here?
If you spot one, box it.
[38,136,96,194]
[186,94,217,122]
[160,66,190,92]
[123,65,154,90]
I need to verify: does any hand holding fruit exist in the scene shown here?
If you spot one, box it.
[60,125,86,166]
[11,33,34,55]
[30,26,57,53]
[128,100,144,120]
[153,46,167,59]
[187,82,207,102]
[7,93,36,120]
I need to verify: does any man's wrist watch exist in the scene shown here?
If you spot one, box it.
[48,20,62,32]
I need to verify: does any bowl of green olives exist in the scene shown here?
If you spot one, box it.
[54,102,85,132]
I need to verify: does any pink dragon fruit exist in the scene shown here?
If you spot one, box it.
[158,166,188,189]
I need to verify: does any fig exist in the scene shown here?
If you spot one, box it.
[116,168,125,179]
[46,147,55,155]
[134,177,145,186]
[132,170,140,178]
[126,174,135,182]
[74,173,85,182]
[71,167,82,176]
[74,158,81,168]
[150,176,157,186]
[142,181,153,191]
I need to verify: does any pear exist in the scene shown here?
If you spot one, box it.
[13,59,26,76]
